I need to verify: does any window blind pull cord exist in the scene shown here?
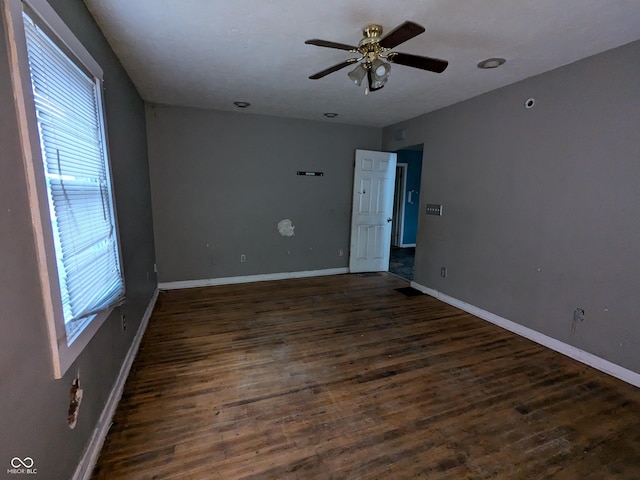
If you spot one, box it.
[57,147,77,251]
[57,147,69,204]
[56,148,63,191]
[100,183,108,221]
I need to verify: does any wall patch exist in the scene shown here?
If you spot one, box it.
[277,219,295,237]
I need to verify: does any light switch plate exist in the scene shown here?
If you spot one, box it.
[426,204,443,216]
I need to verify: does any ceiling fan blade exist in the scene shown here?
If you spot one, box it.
[305,39,358,52]
[388,52,448,73]
[309,58,359,79]
[378,21,425,49]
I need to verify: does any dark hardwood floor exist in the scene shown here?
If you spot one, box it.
[92,273,640,479]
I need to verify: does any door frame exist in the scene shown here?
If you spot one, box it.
[391,163,407,248]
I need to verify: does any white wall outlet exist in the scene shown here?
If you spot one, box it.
[240,254,246,263]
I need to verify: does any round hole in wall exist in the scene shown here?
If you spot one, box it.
[525,98,535,109]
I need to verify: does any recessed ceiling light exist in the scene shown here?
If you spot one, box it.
[324,113,338,118]
[233,101,251,108]
[477,58,506,69]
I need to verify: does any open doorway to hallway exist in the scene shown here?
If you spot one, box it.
[389,144,423,280]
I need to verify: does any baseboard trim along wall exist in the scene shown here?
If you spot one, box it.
[411,282,640,389]
[158,267,350,290]
[73,288,159,480]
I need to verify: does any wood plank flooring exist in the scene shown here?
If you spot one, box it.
[92,273,640,479]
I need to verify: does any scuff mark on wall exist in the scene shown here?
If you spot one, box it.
[277,219,295,237]
[67,376,83,429]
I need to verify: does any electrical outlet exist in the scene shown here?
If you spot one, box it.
[121,314,126,331]
[440,267,447,278]
[240,254,246,263]
[573,308,585,322]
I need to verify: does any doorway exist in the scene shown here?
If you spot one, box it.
[391,163,407,248]
[388,145,423,280]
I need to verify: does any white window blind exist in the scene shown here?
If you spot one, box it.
[22,10,124,343]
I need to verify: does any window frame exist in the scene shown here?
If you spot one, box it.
[3,0,124,378]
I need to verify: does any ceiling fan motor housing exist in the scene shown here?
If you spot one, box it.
[359,25,386,62]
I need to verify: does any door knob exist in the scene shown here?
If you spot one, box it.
[387,217,392,222]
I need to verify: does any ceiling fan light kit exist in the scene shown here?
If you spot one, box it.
[370,58,391,89]
[347,64,367,86]
[305,21,448,93]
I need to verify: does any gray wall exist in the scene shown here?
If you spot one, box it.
[0,0,156,478]
[147,105,381,283]
[383,40,640,374]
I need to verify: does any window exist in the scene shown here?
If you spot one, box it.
[5,0,124,377]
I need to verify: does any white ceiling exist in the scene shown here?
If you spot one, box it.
[83,0,640,128]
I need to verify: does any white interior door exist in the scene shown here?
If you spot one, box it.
[349,149,397,273]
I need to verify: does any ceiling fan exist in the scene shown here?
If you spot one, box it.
[305,21,448,93]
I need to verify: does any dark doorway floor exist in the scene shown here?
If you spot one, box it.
[389,246,415,281]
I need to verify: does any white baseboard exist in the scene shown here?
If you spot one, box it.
[411,281,640,389]
[158,267,349,290]
[400,243,416,248]
[73,288,159,480]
